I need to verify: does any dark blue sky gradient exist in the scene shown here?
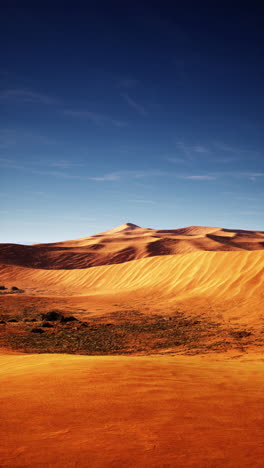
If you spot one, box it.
[1,4,264,242]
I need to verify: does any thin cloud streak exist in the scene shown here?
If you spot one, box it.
[0,128,60,147]
[121,93,147,115]
[167,157,189,164]
[176,141,211,160]
[44,160,84,169]
[0,89,58,104]
[128,199,156,204]
[118,78,139,89]
[2,158,263,182]
[213,141,261,158]
[181,175,216,180]
[90,170,167,181]
[64,109,127,127]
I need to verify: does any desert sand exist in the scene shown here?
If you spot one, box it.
[1,353,264,467]
[0,223,264,467]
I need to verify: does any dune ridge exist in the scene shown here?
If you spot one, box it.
[1,250,263,305]
[0,223,263,270]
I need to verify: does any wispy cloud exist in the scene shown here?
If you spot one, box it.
[239,172,264,178]
[30,169,89,180]
[91,170,219,182]
[0,89,58,105]
[121,93,147,115]
[235,196,258,201]
[191,145,210,153]
[61,215,96,222]
[213,141,260,158]
[90,170,166,182]
[0,159,87,180]
[0,128,59,148]
[64,110,127,127]
[0,160,157,182]
[90,173,121,182]
[90,170,165,182]
[213,142,245,154]
[167,157,189,164]
[213,156,238,163]
[0,157,84,172]
[3,156,263,184]
[44,160,84,169]
[174,140,261,164]
[0,157,14,164]
[181,175,216,180]
[128,199,156,204]
[118,78,139,89]
[237,210,264,215]
[176,141,211,160]
[0,160,219,183]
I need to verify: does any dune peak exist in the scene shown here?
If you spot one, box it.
[119,222,140,229]
[104,222,141,234]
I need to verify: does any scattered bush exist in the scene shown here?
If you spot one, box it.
[11,286,19,291]
[0,285,6,290]
[230,330,252,339]
[40,311,78,323]
[41,322,54,328]
[60,315,78,323]
[40,311,63,321]
[7,319,18,323]
[31,328,45,334]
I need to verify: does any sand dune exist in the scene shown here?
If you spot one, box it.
[0,223,263,328]
[0,223,263,270]
[0,250,263,299]
[0,250,263,328]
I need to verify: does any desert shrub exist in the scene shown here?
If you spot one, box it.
[60,316,78,323]
[31,328,45,334]
[40,311,63,321]
[11,286,19,291]
[230,330,252,339]
[0,285,6,290]
[41,322,54,328]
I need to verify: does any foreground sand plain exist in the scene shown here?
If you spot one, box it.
[1,353,264,468]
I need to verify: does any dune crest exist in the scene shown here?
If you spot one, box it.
[0,223,263,270]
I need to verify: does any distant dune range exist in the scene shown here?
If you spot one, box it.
[0,223,263,329]
[0,223,264,269]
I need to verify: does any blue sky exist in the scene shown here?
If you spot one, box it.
[1,5,264,243]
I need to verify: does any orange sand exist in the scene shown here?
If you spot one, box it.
[0,353,264,468]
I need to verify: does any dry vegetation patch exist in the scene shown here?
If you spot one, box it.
[0,307,260,355]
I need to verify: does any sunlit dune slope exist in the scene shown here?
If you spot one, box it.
[1,251,263,313]
[0,223,263,270]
